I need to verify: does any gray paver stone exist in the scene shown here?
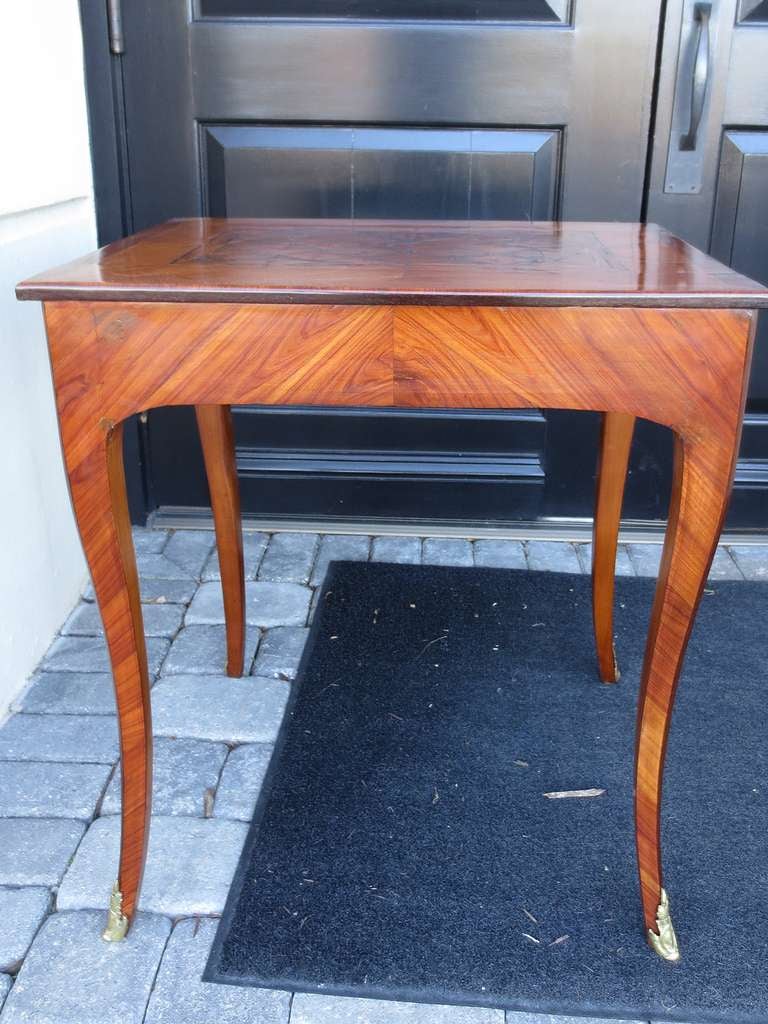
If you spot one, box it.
[61,601,101,635]
[203,531,269,581]
[573,542,635,577]
[135,552,196,581]
[132,527,169,555]
[627,542,663,577]
[422,538,474,567]
[14,672,115,716]
[0,976,10,1011]
[729,544,768,580]
[506,1015,645,1024]
[525,541,582,574]
[141,578,199,604]
[371,536,422,564]
[707,546,744,579]
[58,816,247,916]
[308,586,322,625]
[187,581,311,628]
[311,535,370,586]
[152,675,289,743]
[0,888,51,972]
[0,819,85,887]
[162,625,261,676]
[290,994,504,1023]
[0,715,118,764]
[651,1020,710,1024]
[41,635,169,676]
[133,532,214,581]
[0,761,111,819]
[258,532,318,583]
[214,743,273,820]
[62,600,184,638]
[83,577,197,603]
[102,737,229,817]
[251,626,308,681]
[144,917,290,1024]
[0,910,171,1024]
[473,540,527,570]
[163,530,216,577]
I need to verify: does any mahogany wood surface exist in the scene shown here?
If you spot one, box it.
[22,218,766,957]
[592,413,636,684]
[17,218,768,308]
[194,405,245,677]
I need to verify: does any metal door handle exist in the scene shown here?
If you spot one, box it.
[680,2,712,151]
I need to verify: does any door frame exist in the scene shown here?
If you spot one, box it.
[79,0,150,521]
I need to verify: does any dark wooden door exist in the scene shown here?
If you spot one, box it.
[647,0,768,528]
[87,0,666,530]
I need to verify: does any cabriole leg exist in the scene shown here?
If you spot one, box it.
[195,405,245,677]
[65,422,152,941]
[636,431,740,962]
[592,412,635,683]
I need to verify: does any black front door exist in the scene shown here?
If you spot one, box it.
[86,0,669,530]
[647,0,768,528]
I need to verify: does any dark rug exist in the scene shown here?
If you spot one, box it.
[206,561,768,1022]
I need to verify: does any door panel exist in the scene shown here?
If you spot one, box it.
[113,0,663,529]
[150,406,547,527]
[737,0,768,22]
[197,0,569,19]
[647,0,768,528]
[711,131,768,522]
[712,132,768,402]
[190,9,658,221]
[192,23,573,125]
[204,127,559,220]
[726,23,768,125]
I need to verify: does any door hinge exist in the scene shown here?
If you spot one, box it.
[107,0,124,55]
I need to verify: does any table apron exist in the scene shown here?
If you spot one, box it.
[43,300,755,450]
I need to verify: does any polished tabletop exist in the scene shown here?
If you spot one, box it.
[16,218,768,308]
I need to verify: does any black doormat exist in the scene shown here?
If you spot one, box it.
[206,561,768,1022]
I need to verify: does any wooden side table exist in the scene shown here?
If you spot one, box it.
[17,219,767,961]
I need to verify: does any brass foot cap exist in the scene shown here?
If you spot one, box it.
[102,882,129,942]
[647,888,681,962]
[599,644,621,684]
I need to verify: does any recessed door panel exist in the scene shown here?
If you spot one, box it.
[191,22,572,126]
[197,0,570,19]
[711,130,768,519]
[204,126,559,221]
[737,0,768,21]
[205,128,355,219]
[712,134,768,386]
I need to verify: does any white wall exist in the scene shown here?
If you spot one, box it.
[0,3,97,717]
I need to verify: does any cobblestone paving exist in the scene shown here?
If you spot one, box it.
[0,529,764,1023]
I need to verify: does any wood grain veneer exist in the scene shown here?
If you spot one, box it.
[17,218,768,308]
[195,405,245,677]
[593,413,636,684]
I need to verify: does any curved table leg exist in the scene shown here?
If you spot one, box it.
[66,422,152,941]
[195,404,245,677]
[592,412,635,683]
[636,429,740,962]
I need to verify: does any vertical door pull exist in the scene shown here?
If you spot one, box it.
[680,3,712,151]
[107,0,125,55]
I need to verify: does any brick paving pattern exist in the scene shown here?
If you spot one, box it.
[0,526,763,1023]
